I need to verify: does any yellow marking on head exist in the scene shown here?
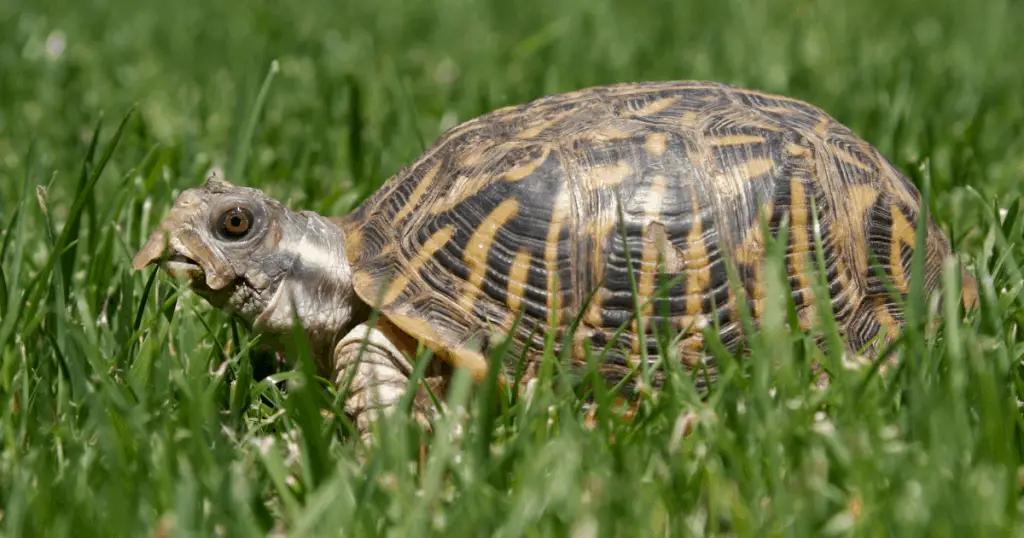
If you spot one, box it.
[586,160,633,189]
[382,225,455,305]
[504,147,552,182]
[710,134,764,147]
[638,175,670,316]
[683,189,712,316]
[459,199,521,311]
[645,132,668,156]
[506,248,533,314]
[544,189,572,327]
[631,96,680,118]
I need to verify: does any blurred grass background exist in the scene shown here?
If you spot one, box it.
[2,0,1024,536]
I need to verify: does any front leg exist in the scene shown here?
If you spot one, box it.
[332,318,441,440]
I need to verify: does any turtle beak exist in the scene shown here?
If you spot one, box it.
[132,229,233,290]
[132,231,204,281]
[132,230,171,271]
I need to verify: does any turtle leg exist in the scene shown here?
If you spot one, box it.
[332,319,440,441]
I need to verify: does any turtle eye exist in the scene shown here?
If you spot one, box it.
[218,207,254,239]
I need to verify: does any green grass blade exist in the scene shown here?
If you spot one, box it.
[228,60,280,182]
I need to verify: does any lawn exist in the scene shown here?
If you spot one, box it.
[2,0,1024,535]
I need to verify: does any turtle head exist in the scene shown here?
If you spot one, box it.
[133,173,357,357]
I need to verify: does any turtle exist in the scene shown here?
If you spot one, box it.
[133,80,978,437]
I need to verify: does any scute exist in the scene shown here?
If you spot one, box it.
[339,80,973,392]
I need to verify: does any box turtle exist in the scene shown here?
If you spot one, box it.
[133,80,977,437]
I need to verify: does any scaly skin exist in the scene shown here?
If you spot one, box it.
[133,173,438,440]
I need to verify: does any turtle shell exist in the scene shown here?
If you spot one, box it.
[336,80,972,388]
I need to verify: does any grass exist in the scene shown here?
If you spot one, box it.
[2,0,1024,535]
